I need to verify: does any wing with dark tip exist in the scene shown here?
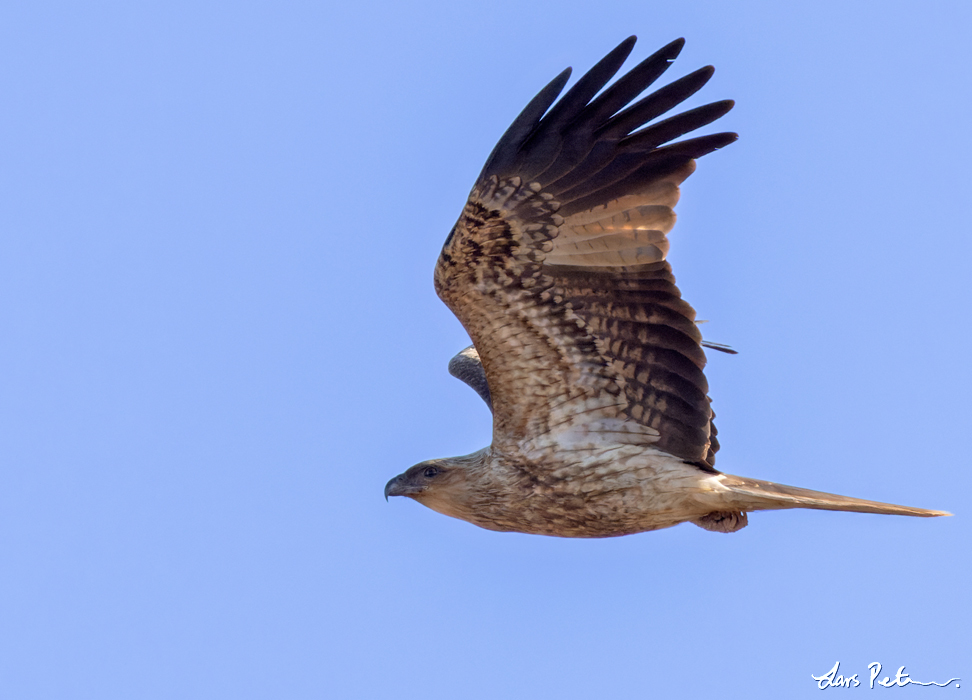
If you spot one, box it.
[435,37,735,467]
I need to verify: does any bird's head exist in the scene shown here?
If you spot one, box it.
[384,460,454,500]
[384,450,491,522]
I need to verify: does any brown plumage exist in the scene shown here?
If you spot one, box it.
[384,37,949,537]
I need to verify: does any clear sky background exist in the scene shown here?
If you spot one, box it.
[1,1,969,697]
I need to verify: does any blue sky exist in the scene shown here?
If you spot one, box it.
[1,1,969,697]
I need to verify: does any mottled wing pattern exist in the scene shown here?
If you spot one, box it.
[447,344,718,467]
[547,261,720,468]
[436,176,628,446]
[434,37,735,467]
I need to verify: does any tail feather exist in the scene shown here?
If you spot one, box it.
[718,474,951,518]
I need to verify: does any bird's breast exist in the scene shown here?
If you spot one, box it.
[474,443,719,537]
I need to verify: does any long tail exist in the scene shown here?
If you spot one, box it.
[717,474,951,517]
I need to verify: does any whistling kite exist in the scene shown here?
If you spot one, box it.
[384,37,948,536]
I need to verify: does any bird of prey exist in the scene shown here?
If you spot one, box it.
[384,37,949,536]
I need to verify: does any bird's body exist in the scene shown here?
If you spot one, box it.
[408,442,735,538]
[384,37,949,536]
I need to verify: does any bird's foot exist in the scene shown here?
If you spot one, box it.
[693,510,749,533]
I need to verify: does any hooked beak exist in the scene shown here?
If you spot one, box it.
[384,474,406,501]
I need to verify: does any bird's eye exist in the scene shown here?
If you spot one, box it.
[424,467,439,478]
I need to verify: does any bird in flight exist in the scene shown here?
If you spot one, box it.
[384,37,949,536]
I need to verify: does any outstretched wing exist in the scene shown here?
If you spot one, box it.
[434,37,735,468]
